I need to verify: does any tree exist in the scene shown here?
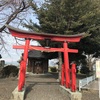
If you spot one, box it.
[26,0,99,34]
[24,0,100,72]
[0,0,30,32]
[0,0,37,52]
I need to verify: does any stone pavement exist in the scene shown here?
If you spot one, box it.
[24,73,70,100]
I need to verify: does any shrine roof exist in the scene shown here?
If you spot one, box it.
[28,50,57,59]
[6,24,85,42]
[28,50,46,59]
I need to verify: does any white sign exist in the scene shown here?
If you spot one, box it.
[96,60,100,78]
[96,60,100,98]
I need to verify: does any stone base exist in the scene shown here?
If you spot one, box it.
[59,85,82,100]
[10,86,26,100]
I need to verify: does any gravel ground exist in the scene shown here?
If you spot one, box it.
[0,77,17,100]
[82,90,99,100]
[0,73,99,100]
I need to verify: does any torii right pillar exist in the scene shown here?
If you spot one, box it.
[63,42,70,88]
[63,41,78,90]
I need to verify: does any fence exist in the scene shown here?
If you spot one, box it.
[79,75,96,91]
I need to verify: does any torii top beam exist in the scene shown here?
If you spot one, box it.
[6,25,85,42]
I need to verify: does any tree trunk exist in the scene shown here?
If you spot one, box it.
[58,52,62,82]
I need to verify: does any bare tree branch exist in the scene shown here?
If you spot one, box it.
[0,0,31,32]
[0,0,35,53]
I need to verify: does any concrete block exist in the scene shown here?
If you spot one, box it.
[59,85,82,100]
[10,86,26,100]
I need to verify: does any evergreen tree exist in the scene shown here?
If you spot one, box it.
[24,0,100,71]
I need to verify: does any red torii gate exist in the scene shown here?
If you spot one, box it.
[6,25,84,92]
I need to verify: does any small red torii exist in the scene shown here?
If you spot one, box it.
[6,25,84,92]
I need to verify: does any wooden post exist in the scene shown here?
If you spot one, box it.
[63,42,70,88]
[18,38,30,91]
[71,63,76,92]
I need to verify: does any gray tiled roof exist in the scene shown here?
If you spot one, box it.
[28,50,47,59]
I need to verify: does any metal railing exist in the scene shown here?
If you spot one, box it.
[79,75,96,91]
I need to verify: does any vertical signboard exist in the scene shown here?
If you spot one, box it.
[96,60,100,78]
[96,60,100,98]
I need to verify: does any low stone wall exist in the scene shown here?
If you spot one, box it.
[59,85,82,100]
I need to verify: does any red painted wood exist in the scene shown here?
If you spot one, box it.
[10,30,81,42]
[13,45,78,53]
[6,25,84,42]
[68,48,78,53]
[18,60,24,91]
[71,63,76,92]
[18,39,30,91]
[63,42,70,88]
[6,25,84,92]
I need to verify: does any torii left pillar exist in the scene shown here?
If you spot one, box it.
[18,38,30,91]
